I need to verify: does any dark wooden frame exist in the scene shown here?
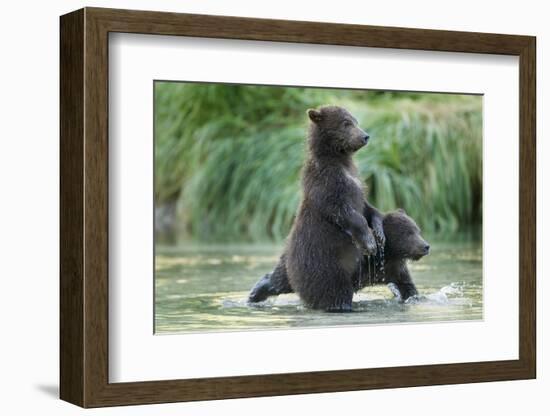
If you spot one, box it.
[60,7,536,408]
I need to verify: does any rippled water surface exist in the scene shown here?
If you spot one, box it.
[155,240,482,334]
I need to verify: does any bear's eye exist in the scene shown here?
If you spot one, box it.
[342,120,353,127]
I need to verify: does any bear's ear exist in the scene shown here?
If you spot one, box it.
[307,108,323,124]
[397,208,407,214]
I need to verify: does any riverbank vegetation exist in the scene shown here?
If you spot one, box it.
[155,82,482,242]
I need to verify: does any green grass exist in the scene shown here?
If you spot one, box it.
[155,82,482,242]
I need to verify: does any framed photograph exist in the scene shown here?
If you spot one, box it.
[60,7,536,408]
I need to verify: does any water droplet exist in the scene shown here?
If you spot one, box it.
[377,245,385,282]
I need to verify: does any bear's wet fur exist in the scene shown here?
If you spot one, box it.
[283,106,379,312]
[248,209,430,306]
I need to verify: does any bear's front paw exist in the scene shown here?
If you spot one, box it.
[359,229,377,256]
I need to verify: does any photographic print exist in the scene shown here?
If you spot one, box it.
[60,8,535,406]
[154,82,483,334]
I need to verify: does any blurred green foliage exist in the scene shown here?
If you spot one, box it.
[155,82,482,242]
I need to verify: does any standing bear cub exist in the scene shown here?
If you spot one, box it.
[248,209,430,306]
[278,106,385,312]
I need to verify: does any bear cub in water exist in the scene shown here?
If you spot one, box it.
[262,105,386,312]
[249,209,430,306]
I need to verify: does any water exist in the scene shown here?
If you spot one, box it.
[155,240,482,334]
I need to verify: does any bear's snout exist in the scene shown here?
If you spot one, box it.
[363,134,370,144]
[423,243,430,254]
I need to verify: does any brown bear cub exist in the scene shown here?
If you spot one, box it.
[262,106,385,312]
[376,209,430,300]
[248,208,430,306]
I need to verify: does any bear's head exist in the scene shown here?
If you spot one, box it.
[307,106,370,155]
[383,209,430,261]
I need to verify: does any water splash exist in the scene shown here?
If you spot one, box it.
[224,294,302,309]
[155,242,482,334]
[223,282,472,312]
[387,282,402,302]
[404,282,469,306]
